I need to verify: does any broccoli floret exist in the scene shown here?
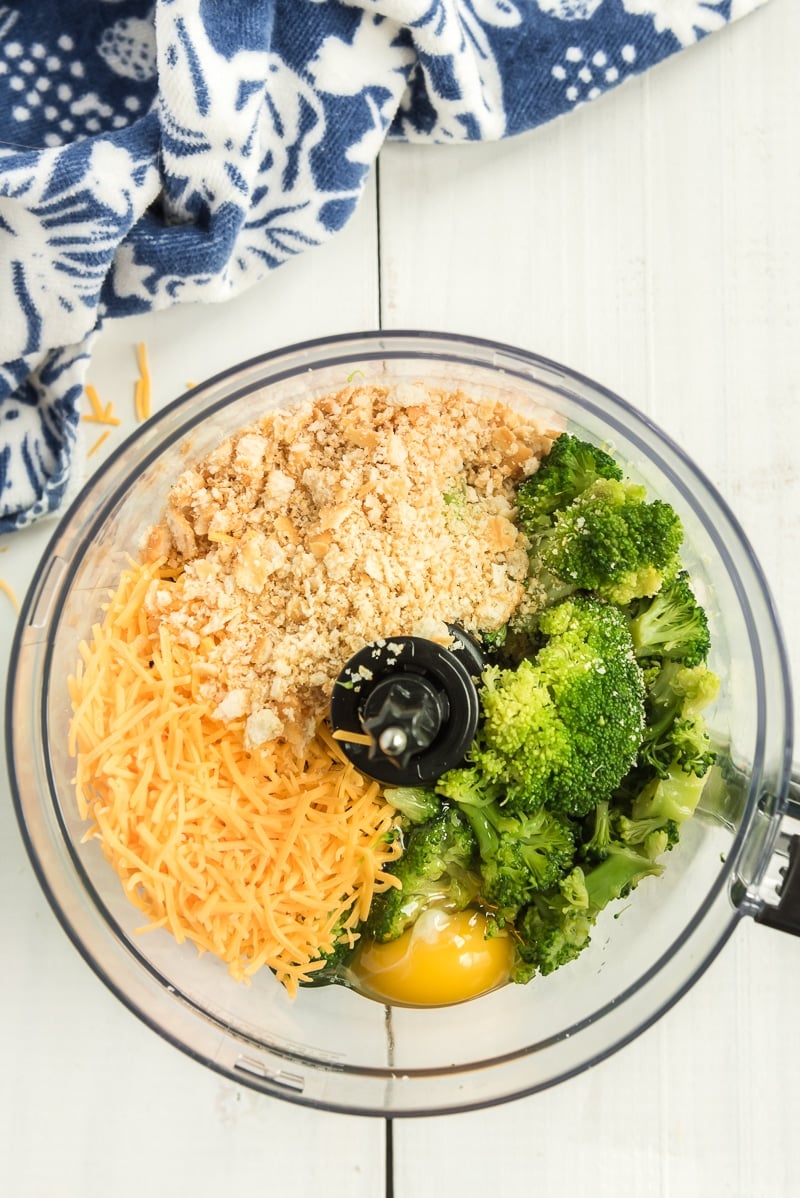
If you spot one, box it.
[473,805,576,918]
[628,569,711,667]
[444,597,645,820]
[301,920,359,987]
[611,811,679,859]
[491,807,576,885]
[511,867,593,981]
[462,657,569,809]
[516,433,623,530]
[600,664,717,867]
[668,718,717,778]
[435,765,500,808]
[383,786,441,825]
[530,477,684,606]
[479,624,508,652]
[435,769,576,917]
[434,767,502,857]
[477,657,565,764]
[532,596,647,816]
[365,806,480,943]
[638,661,720,779]
[478,839,534,915]
[664,661,720,712]
[581,797,679,869]
[642,827,675,861]
[511,842,663,982]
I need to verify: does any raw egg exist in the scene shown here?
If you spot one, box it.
[352,907,513,1007]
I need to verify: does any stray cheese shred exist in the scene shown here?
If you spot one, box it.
[134,341,151,422]
[88,429,111,457]
[0,577,20,612]
[83,384,121,427]
[68,558,402,995]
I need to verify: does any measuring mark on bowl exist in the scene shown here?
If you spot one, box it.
[234,1055,305,1093]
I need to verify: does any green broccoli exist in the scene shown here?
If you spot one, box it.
[453,800,576,921]
[480,808,575,914]
[532,596,647,816]
[515,433,623,529]
[582,798,612,861]
[638,661,720,779]
[511,845,663,983]
[631,761,709,826]
[476,657,564,764]
[301,921,359,987]
[365,806,480,943]
[459,656,568,810]
[383,786,442,825]
[580,791,680,868]
[439,596,646,821]
[479,624,508,652]
[577,662,717,874]
[529,477,684,606]
[511,868,593,982]
[583,843,664,908]
[628,569,711,667]
[610,811,680,861]
[639,827,674,861]
[434,764,499,808]
[435,769,576,907]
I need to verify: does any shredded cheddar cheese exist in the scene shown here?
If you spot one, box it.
[88,429,111,457]
[82,383,121,427]
[68,559,402,994]
[134,341,151,422]
[332,729,375,748]
[0,577,20,612]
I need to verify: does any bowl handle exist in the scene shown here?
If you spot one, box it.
[755,770,800,937]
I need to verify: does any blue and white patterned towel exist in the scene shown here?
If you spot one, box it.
[0,0,768,531]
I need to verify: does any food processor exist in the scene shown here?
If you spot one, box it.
[6,331,799,1116]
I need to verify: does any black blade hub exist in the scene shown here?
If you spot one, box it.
[329,626,486,786]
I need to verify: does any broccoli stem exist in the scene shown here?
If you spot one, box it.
[460,805,500,860]
[584,845,663,911]
[631,767,708,825]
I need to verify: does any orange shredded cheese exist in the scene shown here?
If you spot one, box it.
[332,729,375,748]
[134,341,151,422]
[88,429,111,457]
[82,384,121,426]
[68,559,402,994]
[0,577,20,612]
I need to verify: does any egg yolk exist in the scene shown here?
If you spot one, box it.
[352,908,514,1007]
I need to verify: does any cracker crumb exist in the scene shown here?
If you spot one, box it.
[144,383,553,747]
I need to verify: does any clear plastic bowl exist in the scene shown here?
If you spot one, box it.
[6,331,797,1116]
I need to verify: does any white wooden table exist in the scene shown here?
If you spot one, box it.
[2,2,799,1194]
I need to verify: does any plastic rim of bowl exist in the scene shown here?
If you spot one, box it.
[5,330,794,1116]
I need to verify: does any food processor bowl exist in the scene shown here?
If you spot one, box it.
[6,331,799,1116]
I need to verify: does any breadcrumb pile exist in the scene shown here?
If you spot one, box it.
[143,381,554,748]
